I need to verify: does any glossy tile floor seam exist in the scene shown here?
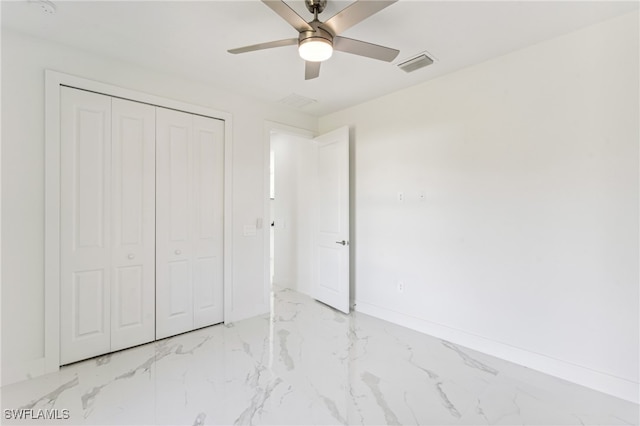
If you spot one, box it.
[1,287,638,425]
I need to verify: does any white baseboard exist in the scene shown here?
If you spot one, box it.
[1,356,46,387]
[355,300,639,404]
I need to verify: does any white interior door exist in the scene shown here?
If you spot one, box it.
[314,126,350,313]
[60,87,112,364]
[156,107,194,339]
[156,109,224,339]
[192,115,224,328]
[110,98,156,351]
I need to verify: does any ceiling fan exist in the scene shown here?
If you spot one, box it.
[228,0,400,80]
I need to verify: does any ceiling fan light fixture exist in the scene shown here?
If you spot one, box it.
[229,0,400,79]
[299,38,333,62]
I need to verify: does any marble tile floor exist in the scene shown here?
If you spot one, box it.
[1,287,638,425]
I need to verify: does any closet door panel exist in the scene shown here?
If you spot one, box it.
[110,98,156,351]
[156,108,194,339]
[193,116,224,328]
[60,87,112,365]
[73,271,106,336]
[169,260,191,314]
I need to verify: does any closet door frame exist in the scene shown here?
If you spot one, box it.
[44,70,233,374]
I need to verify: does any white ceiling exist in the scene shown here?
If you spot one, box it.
[3,0,638,116]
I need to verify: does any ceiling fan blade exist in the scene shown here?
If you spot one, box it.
[305,61,321,80]
[228,38,298,54]
[323,0,397,35]
[333,36,399,62]
[262,0,313,32]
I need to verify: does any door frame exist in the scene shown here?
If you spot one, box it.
[262,122,314,306]
[44,70,233,374]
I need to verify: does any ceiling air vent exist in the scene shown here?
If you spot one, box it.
[397,53,434,73]
[278,93,317,109]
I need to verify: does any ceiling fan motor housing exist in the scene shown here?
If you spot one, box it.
[299,20,334,46]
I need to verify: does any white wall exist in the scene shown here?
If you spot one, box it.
[320,11,639,402]
[271,132,315,296]
[0,29,316,386]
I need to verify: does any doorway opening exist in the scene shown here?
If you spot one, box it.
[269,129,316,297]
[265,123,351,315]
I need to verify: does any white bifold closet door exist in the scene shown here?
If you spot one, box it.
[110,98,156,352]
[60,88,156,365]
[155,107,224,340]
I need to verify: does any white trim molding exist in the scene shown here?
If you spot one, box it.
[44,70,234,377]
[2,357,47,385]
[356,300,639,404]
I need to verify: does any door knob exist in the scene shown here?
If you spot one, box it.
[127,254,135,260]
[335,240,348,246]
[175,249,182,255]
